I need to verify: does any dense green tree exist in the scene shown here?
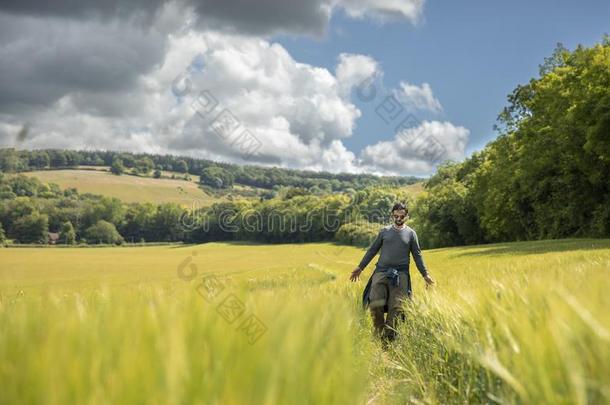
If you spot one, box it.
[80,196,126,230]
[0,196,36,235]
[335,222,379,247]
[0,221,6,245]
[59,221,76,244]
[151,203,185,242]
[12,212,49,244]
[119,154,135,168]
[119,203,156,243]
[85,220,124,244]
[200,166,234,189]
[29,151,50,169]
[0,148,23,172]
[175,160,189,173]
[110,158,124,175]
[135,157,154,175]
[283,187,308,200]
[50,151,68,168]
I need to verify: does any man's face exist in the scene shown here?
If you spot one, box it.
[392,209,407,226]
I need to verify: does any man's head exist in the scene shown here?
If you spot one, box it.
[391,202,408,226]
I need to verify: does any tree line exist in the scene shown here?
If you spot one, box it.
[0,172,412,246]
[0,148,420,192]
[412,38,610,247]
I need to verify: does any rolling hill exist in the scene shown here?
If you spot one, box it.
[17,166,425,207]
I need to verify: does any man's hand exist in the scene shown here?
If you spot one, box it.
[350,267,363,282]
[424,274,435,288]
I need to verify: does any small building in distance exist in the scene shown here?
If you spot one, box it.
[47,232,60,245]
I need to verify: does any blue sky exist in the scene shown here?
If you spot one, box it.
[277,0,609,156]
[1,0,608,176]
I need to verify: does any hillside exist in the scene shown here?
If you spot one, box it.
[13,166,425,207]
[20,168,222,207]
[0,148,423,193]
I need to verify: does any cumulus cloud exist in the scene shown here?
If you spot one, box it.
[335,53,380,99]
[0,0,471,176]
[160,31,363,161]
[394,81,442,113]
[0,26,365,171]
[360,121,469,175]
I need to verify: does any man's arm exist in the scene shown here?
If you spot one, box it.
[350,229,383,281]
[357,229,383,270]
[410,229,430,279]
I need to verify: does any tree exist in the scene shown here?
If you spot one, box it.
[80,196,126,230]
[538,42,569,76]
[413,38,610,245]
[283,187,308,200]
[119,202,155,242]
[0,148,24,172]
[64,150,82,167]
[30,151,50,169]
[119,154,135,168]
[176,160,189,173]
[110,158,124,175]
[59,221,76,244]
[12,212,49,244]
[151,203,185,242]
[0,222,6,246]
[200,166,234,189]
[135,157,154,175]
[50,151,68,168]
[85,220,124,244]
[7,174,41,197]
[153,169,162,178]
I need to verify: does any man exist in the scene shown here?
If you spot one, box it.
[349,202,434,342]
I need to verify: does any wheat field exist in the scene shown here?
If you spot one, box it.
[1,239,609,404]
[20,169,221,207]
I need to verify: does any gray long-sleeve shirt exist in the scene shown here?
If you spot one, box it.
[358,225,429,277]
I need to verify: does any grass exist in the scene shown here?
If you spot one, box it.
[19,167,273,206]
[20,168,224,207]
[1,238,609,404]
[400,182,425,198]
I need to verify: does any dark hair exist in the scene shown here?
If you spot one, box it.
[391,202,408,213]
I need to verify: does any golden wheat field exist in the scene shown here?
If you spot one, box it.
[20,169,222,207]
[1,239,609,404]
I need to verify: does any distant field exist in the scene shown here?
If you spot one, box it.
[19,167,426,207]
[1,238,609,404]
[401,181,425,197]
[21,168,225,207]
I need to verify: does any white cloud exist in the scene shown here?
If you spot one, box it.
[0,19,467,176]
[335,53,380,98]
[2,27,367,172]
[395,81,442,113]
[360,121,469,175]
[0,0,472,177]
